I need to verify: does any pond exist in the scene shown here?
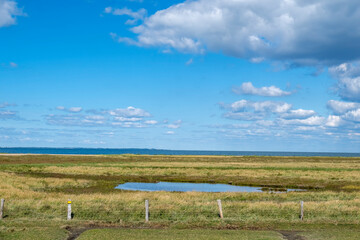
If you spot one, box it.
[115,181,305,193]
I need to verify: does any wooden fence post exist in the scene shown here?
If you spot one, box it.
[145,199,149,222]
[300,201,304,220]
[0,199,4,220]
[217,199,224,219]
[67,199,72,220]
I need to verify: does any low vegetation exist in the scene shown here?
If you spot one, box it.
[0,154,359,239]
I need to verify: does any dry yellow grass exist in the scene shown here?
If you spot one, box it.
[0,154,360,228]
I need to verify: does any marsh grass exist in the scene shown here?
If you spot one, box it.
[0,154,360,239]
[2,154,360,190]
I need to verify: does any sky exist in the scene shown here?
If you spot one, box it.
[1,0,360,152]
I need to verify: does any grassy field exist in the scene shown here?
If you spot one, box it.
[77,229,283,240]
[0,154,359,239]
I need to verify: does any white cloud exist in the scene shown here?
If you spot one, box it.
[337,77,360,102]
[47,106,163,129]
[325,115,344,127]
[109,106,150,118]
[230,100,292,113]
[85,115,105,121]
[167,120,182,129]
[0,110,17,119]
[165,131,175,135]
[82,139,105,145]
[167,124,180,129]
[47,114,107,126]
[0,102,18,119]
[250,57,265,63]
[118,0,360,65]
[68,107,82,113]
[144,120,158,125]
[111,121,145,128]
[104,7,146,25]
[104,7,112,14]
[279,116,325,126]
[327,100,360,115]
[280,109,316,119]
[0,0,24,27]
[255,120,274,127]
[329,62,360,102]
[224,111,265,121]
[114,117,142,122]
[233,82,291,97]
[294,126,319,132]
[56,106,82,113]
[343,109,360,122]
[223,100,292,121]
[218,85,360,141]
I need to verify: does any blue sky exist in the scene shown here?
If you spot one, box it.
[1,0,360,152]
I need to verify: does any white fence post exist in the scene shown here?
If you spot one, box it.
[67,199,72,220]
[0,199,4,220]
[217,199,224,219]
[145,199,149,222]
[300,201,304,220]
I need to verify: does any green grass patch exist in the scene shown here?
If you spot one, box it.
[77,228,283,240]
[0,227,68,240]
[300,229,360,240]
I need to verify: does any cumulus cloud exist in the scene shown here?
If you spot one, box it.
[116,0,360,65]
[221,98,328,129]
[0,0,24,27]
[329,62,360,102]
[327,100,360,115]
[223,100,293,121]
[343,109,360,122]
[233,82,291,97]
[218,82,360,141]
[325,115,344,127]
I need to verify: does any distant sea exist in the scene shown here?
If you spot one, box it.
[0,147,359,157]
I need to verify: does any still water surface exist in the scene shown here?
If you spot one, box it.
[115,182,304,193]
